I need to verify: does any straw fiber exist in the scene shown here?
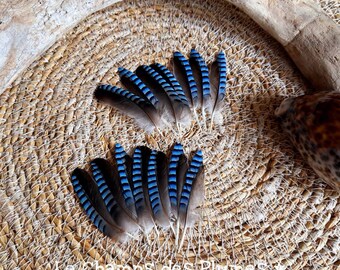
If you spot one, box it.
[0,0,339,269]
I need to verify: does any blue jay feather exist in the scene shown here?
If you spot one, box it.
[150,63,189,106]
[71,168,128,242]
[208,51,227,117]
[71,144,204,242]
[168,143,188,218]
[94,84,162,132]
[146,150,170,228]
[114,144,136,216]
[95,50,228,131]
[131,146,154,232]
[136,65,177,123]
[137,65,192,125]
[178,150,204,229]
[173,51,199,107]
[118,67,158,106]
[189,49,211,108]
[90,158,139,233]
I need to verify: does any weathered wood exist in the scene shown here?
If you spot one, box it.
[226,0,340,92]
[0,0,122,94]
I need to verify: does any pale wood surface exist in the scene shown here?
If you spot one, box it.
[0,0,121,94]
[227,0,340,91]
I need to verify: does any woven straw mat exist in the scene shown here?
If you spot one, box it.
[1,0,339,269]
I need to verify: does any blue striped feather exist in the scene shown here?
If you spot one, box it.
[71,168,126,241]
[137,65,182,103]
[131,147,145,213]
[131,146,154,232]
[145,150,170,228]
[114,144,135,213]
[179,150,204,212]
[147,150,162,216]
[96,84,146,105]
[90,160,119,215]
[168,143,184,209]
[189,49,211,106]
[173,51,199,107]
[118,67,158,106]
[94,84,162,132]
[71,171,107,233]
[150,63,189,106]
[216,51,227,98]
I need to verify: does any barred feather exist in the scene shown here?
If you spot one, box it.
[173,51,199,107]
[189,49,211,109]
[178,150,204,228]
[146,150,170,228]
[90,158,139,233]
[131,146,154,232]
[150,63,189,106]
[137,65,191,125]
[136,65,176,121]
[118,67,158,106]
[208,51,227,122]
[94,84,162,133]
[71,169,128,242]
[114,144,136,216]
[168,143,188,218]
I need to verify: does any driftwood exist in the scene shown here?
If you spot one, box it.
[0,0,121,95]
[226,0,340,92]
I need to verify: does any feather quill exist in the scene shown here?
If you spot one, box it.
[172,51,199,108]
[208,51,227,123]
[177,150,205,248]
[118,67,158,106]
[71,168,128,242]
[90,158,139,234]
[189,49,211,109]
[94,84,162,133]
[136,65,191,126]
[146,150,171,229]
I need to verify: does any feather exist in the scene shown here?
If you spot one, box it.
[131,146,154,233]
[135,65,176,123]
[118,67,158,106]
[90,158,139,234]
[208,51,227,122]
[168,143,188,219]
[150,63,189,106]
[146,150,171,229]
[177,150,205,247]
[136,65,191,126]
[172,51,199,108]
[113,144,136,217]
[189,49,211,109]
[94,84,162,133]
[71,168,128,242]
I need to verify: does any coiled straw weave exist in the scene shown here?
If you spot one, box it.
[0,0,339,269]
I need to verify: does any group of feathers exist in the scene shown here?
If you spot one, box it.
[71,143,204,244]
[95,49,227,132]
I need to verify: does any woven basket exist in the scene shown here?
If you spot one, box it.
[1,0,339,269]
